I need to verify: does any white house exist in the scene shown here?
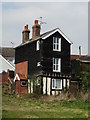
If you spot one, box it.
[0,55,15,73]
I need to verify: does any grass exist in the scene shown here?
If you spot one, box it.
[2,93,89,118]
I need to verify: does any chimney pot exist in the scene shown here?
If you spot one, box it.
[35,20,38,24]
[24,24,28,30]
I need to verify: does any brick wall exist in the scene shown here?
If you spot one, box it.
[0,72,9,83]
[15,61,28,77]
[15,81,27,95]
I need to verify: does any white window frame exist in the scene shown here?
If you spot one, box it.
[36,40,40,51]
[21,81,27,86]
[37,62,41,67]
[53,58,61,72]
[53,37,61,51]
[52,79,62,89]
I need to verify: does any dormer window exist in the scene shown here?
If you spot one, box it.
[36,40,40,51]
[53,37,61,51]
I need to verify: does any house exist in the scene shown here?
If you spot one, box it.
[0,55,15,74]
[0,47,15,67]
[70,55,90,72]
[70,55,90,92]
[13,73,27,94]
[0,54,15,83]
[14,20,72,95]
[0,55,15,93]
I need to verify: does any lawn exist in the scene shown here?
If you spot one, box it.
[2,93,89,118]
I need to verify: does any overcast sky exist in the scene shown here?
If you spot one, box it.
[1,2,88,55]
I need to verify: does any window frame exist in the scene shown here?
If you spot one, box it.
[52,79,62,89]
[36,40,40,51]
[37,62,41,67]
[21,81,27,87]
[53,58,61,72]
[53,37,61,51]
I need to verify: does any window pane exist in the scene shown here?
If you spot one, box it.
[56,65,58,70]
[56,79,60,88]
[53,58,55,64]
[54,37,57,43]
[53,65,55,70]
[57,44,59,50]
[53,37,56,43]
[53,44,55,49]
[52,79,55,88]
[57,38,59,44]
[56,58,58,65]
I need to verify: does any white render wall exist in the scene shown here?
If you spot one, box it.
[47,78,51,95]
[28,79,33,94]
[43,77,46,94]
[42,77,70,95]
[0,55,15,73]
[43,77,51,95]
[52,91,61,95]
[63,79,66,88]
[28,79,30,93]
[67,79,70,89]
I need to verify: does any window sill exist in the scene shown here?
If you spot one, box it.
[53,70,60,72]
[52,88,62,90]
[53,49,61,52]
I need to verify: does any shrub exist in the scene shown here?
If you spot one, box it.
[79,71,89,93]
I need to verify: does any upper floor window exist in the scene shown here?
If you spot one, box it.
[53,58,61,72]
[53,37,61,51]
[36,40,40,51]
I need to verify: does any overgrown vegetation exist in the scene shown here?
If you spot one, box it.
[2,93,89,118]
[71,59,90,93]
[28,76,41,95]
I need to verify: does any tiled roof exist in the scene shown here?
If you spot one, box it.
[14,73,27,82]
[70,55,79,61]
[0,47,15,58]
[70,55,90,63]
[18,73,27,80]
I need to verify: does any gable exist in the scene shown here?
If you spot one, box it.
[15,28,72,49]
[42,28,72,44]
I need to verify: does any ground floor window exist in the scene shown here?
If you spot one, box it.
[52,79,62,89]
[21,81,27,86]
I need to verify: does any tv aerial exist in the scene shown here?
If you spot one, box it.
[10,42,14,48]
[37,17,47,29]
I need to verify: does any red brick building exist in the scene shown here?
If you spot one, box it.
[14,61,28,95]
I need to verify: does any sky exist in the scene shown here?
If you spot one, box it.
[1,2,88,55]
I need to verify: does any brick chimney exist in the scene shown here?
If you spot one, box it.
[22,24,30,44]
[32,20,40,40]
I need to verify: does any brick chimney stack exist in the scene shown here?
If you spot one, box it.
[32,20,40,40]
[22,24,30,44]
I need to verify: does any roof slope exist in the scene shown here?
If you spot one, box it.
[0,47,15,58]
[70,55,90,63]
[16,28,72,48]
[0,55,15,73]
